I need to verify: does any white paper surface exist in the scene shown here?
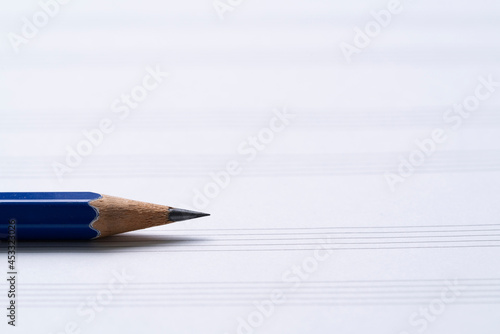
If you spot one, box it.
[1,0,500,333]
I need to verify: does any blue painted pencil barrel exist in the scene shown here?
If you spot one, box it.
[0,192,102,240]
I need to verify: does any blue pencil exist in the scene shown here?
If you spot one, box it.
[0,192,209,240]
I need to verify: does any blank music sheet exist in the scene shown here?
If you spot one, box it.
[1,0,500,333]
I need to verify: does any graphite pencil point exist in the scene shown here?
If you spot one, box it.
[168,208,211,222]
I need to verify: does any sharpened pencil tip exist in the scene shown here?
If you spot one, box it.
[168,208,210,222]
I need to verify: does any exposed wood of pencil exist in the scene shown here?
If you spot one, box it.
[90,195,172,238]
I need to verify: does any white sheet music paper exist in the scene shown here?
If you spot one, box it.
[1,0,500,333]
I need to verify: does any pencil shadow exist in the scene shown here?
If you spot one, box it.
[10,234,207,254]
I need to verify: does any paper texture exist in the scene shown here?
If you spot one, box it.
[1,0,500,333]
